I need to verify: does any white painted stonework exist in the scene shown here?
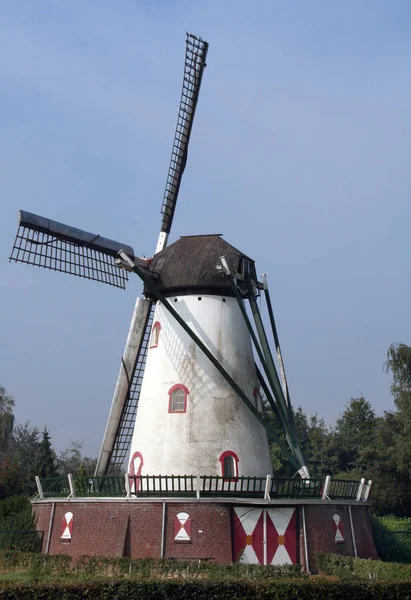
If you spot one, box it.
[128,294,272,477]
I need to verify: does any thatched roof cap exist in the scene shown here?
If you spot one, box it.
[148,234,254,296]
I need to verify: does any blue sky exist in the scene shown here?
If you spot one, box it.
[0,1,410,457]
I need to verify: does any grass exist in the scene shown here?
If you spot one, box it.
[0,571,31,582]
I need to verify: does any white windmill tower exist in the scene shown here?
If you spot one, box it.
[9,34,308,483]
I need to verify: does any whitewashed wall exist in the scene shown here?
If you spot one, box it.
[129,294,272,477]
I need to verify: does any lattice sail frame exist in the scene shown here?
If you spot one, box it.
[107,305,154,473]
[10,210,135,289]
[160,33,208,234]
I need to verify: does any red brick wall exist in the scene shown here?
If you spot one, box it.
[300,505,377,572]
[302,505,353,571]
[32,500,376,566]
[32,501,231,562]
[33,503,53,553]
[33,502,163,559]
[164,503,232,563]
[351,505,378,560]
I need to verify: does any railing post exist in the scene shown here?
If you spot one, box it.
[322,475,331,501]
[67,473,76,498]
[124,472,131,498]
[356,478,365,501]
[264,475,271,501]
[196,475,201,500]
[362,480,372,501]
[35,476,44,499]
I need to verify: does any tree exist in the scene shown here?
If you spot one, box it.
[0,385,15,453]
[32,427,58,479]
[7,423,41,496]
[360,412,411,516]
[264,404,339,477]
[10,422,40,467]
[293,408,340,476]
[386,344,411,476]
[335,397,376,471]
[0,456,22,500]
[58,441,97,476]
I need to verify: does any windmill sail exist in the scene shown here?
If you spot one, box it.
[10,210,134,289]
[156,33,208,253]
[96,33,209,475]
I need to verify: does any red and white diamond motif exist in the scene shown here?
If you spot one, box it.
[233,507,296,565]
[61,511,74,540]
[333,513,344,544]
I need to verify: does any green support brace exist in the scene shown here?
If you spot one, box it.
[255,364,283,424]
[245,276,306,468]
[263,280,295,430]
[225,272,298,457]
[245,278,296,435]
[226,275,287,418]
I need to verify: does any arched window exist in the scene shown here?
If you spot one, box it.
[219,451,239,479]
[168,384,189,413]
[150,321,161,349]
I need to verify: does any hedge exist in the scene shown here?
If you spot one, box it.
[0,551,303,581]
[316,552,411,582]
[1,580,411,599]
[371,515,411,563]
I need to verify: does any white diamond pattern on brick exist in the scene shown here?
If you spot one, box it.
[61,511,74,540]
[333,514,344,543]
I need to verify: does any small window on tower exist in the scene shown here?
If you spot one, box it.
[168,384,189,413]
[219,451,239,479]
[150,321,161,349]
[224,456,235,478]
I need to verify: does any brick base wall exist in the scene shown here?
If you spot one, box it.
[32,500,377,566]
[300,504,378,572]
[33,501,232,563]
[351,505,379,560]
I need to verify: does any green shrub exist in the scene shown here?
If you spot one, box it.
[1,580,411,600]
[316,552,411,581]
[0,497,40,552]
[372,515,411,563]
[0,497,32,522]
[0,552,304,581]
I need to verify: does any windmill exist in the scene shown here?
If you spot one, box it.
[9,33,308,481]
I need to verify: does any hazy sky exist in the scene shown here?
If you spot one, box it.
[0,1,410,458]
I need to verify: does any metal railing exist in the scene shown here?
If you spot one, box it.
[270,478,323,499]
[132,475,197,498]
[41,476,71,498]
[35,473,372,502]
[327,479,360,500]
[73,475,126,497]
[200,476,265,498]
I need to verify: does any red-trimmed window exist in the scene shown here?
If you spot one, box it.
[219,451,239,479]
[150,321,161,349]
[168,384,189,413]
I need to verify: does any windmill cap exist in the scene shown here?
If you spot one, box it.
[147,234,254,297]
